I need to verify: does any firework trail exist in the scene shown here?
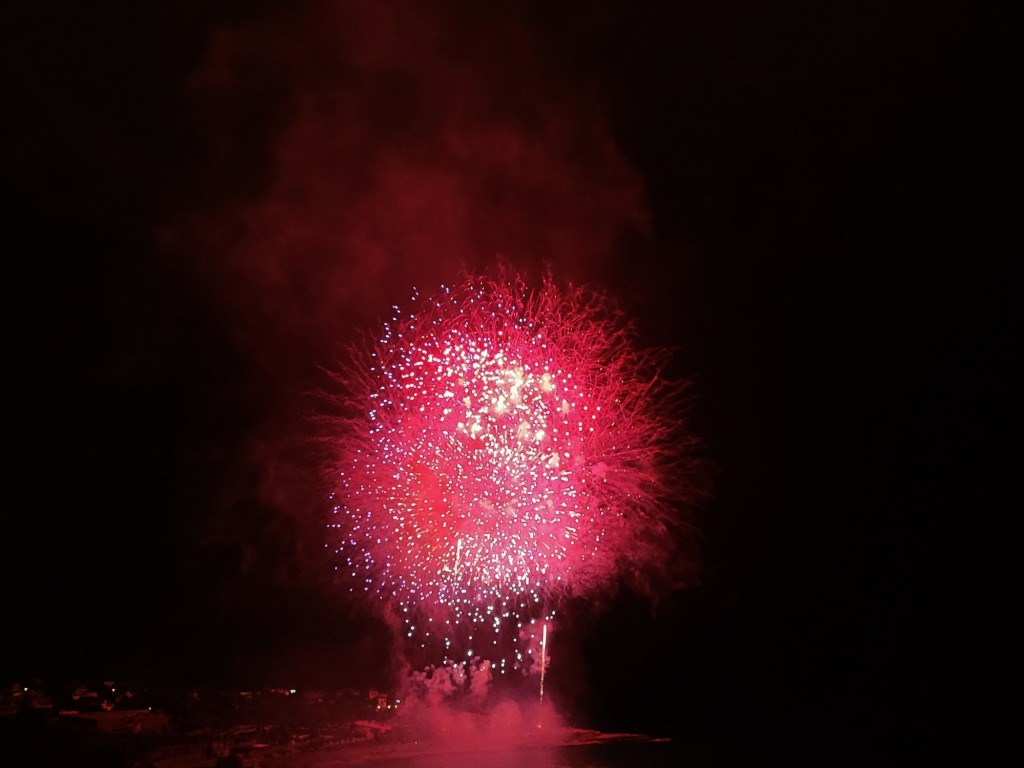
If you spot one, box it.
[325,268,696,672]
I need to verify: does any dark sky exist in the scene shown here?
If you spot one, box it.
[1,0,1011,761]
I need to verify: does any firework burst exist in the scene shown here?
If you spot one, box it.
[324,268,697,669]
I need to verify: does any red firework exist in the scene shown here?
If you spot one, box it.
[325,268,695,665]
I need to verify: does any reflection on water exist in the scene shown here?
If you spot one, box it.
[342,740,680,768]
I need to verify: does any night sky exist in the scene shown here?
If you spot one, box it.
[1,1,1011,762]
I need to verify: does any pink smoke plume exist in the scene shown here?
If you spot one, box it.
[156,3,704,701]
[160,2,656,571]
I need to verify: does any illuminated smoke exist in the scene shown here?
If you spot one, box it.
[324,268,697,672]
[164,2,653,596]
[159,2,697,697]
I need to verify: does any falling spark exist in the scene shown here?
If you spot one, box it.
[539,621,548,706]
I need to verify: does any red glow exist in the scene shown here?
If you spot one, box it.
[327,269,694,663]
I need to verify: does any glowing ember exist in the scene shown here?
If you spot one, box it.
[326,269,693,665]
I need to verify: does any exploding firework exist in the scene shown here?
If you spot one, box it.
[324,268,697,670]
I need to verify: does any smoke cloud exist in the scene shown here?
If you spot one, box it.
[170,0,648,364]
[160,0,681,696]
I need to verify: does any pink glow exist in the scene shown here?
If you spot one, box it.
[326,269,695,665]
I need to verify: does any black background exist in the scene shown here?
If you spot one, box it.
[2,1,1013,763]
